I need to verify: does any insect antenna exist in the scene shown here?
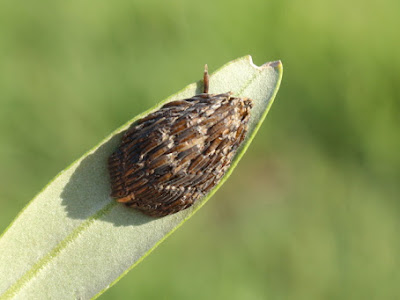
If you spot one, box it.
[203,64,209,94]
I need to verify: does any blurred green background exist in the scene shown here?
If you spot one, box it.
[0,0,399,299]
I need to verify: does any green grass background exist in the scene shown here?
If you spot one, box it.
[0,0,399,299]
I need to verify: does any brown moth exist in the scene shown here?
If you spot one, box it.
[108,65,253,217]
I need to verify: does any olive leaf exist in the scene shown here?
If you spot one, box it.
[0,56,282,300]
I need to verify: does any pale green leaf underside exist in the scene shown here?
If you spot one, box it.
[0,56,282,300]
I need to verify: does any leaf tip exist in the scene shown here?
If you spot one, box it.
[265,60,282,69]
[247,56,283,72]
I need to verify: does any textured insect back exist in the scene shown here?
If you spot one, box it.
[108,66,253,217]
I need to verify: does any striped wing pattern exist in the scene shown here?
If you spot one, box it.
[108,93,252,217]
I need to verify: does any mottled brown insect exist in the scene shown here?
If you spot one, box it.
[108,65,253,217]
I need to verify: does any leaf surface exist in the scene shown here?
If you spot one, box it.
[0,56,283,299]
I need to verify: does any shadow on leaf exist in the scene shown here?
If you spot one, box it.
[60,131,154,227]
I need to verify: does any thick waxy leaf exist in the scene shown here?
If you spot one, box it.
[0,56,282,300]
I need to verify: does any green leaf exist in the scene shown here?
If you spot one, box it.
[0,56,282,299]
